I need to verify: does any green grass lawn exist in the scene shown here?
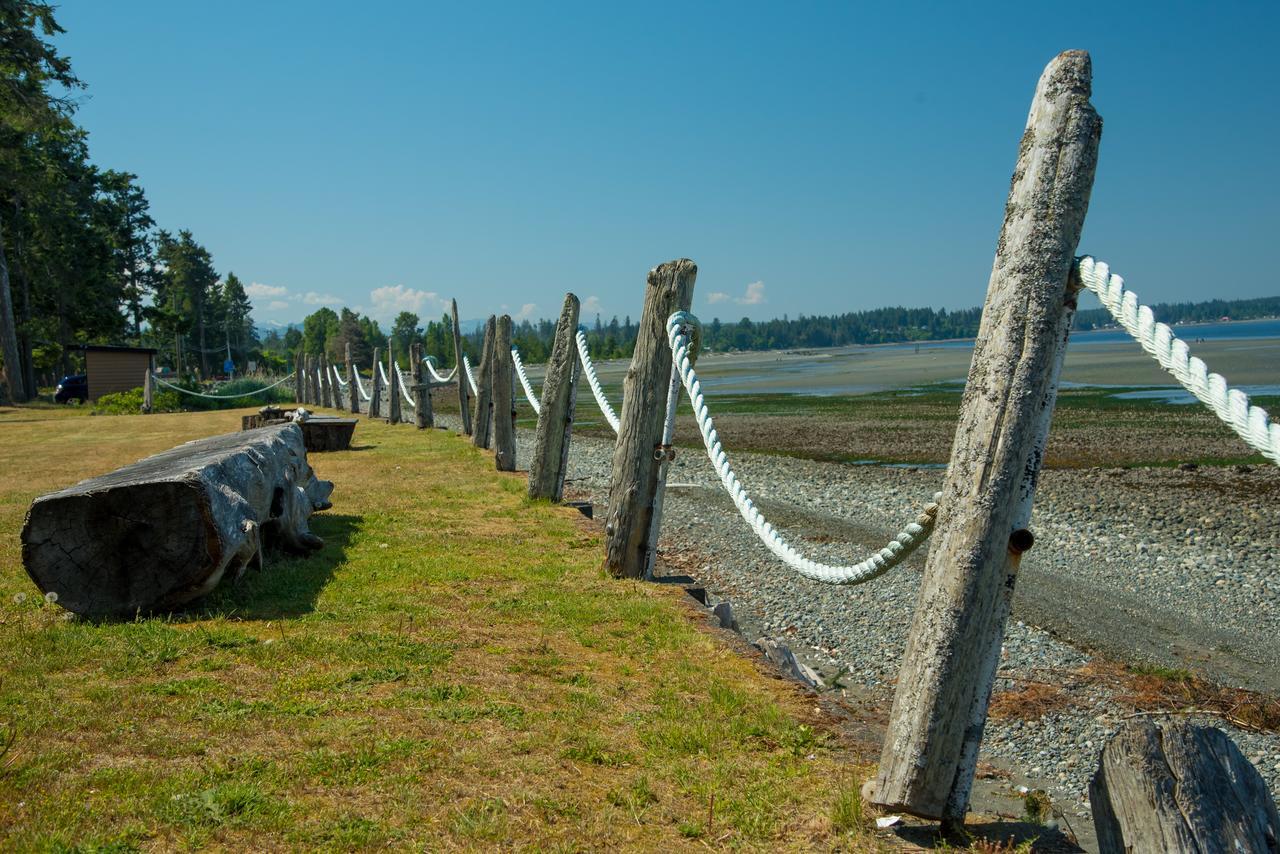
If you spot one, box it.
[0,406,877,851]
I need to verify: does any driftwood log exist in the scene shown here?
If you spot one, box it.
[21,423,334,618]
[1090,718,1279,853]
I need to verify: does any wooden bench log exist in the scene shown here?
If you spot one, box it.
[21,423,334,618]
[1090,718,1279,853]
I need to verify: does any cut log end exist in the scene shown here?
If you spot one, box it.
[21,423,333,618]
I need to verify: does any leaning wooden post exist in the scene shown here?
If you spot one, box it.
[142,367,154,413]
[868,51,1101,825]
[604,259,698,579]
[307,356,322,407]
[320,354,333,408]
[529,293,581,501]
[452,299,473,436]
[388,346,402,425]
[369,346,383,419]
[412,342,433,428]
[295,349,306,404]
[346,343,359,414]
[471,315,496,449]
[493,315,516,470]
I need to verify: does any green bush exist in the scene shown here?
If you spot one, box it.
[92,387,183,415]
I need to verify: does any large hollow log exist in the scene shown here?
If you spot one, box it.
[21,423,334,618]
[1090,718,1279,853]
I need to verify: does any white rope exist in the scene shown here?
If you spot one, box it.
[331,365,349,387]
[152,372,297,400]
[352,367,372,401]
[511,347,541,415]
[377,361,390,387]
[395,364,416,408]
[462,355,479,396]
[423,357,457,384]
[666,312,941,585]
[576,329,620,434]
[1077,256,1280,466]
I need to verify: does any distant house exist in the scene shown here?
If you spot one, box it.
[77,345,157,401]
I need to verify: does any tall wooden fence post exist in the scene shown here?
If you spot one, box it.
[320,354,333,408]
[493,315,516,470]
[308,356,321,407]
[471,315,496,449]
[295,349,306,404]
[868,50,1101,825]
[142,368,154,413]
[412,342,433,428]
[388,346,402,425]
[346,343,359,414]
[369,346,383,419]
[528,293,581,501]
[604,259,697,579]
[452,299,473,436]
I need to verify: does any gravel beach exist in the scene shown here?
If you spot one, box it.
[423,397,1280,837]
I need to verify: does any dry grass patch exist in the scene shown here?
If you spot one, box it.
[0,405,885,850]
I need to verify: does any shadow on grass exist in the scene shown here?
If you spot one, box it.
[181,512,362,621]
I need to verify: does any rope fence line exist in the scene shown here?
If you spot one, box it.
[394,364,416,409]
[377,361,390,388]
[153,372,297,400]
[462,355,479,396]
[423,357,457,384]
[1076,256,1279,466]
[331,365,348,388]
[511,348,541,415]
[575,329,621,434]
[663,311,941,585]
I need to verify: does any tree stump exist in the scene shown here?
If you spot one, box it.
[1090,718,1279,853]
[21,423,334,618]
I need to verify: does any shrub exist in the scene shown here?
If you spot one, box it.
[92,387,183,415]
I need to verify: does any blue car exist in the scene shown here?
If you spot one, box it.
[55,374,88,404]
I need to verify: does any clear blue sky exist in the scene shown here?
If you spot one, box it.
[56,1,1279,329]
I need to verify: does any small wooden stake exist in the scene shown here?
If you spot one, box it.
[493,315,516,471]
[369,346,383,419]
[346,343,359,414]
[471,315,496,449]
[869,50,1101,822]
[452,299,473,436]
[528,293,580,501]
[604,259,697,579]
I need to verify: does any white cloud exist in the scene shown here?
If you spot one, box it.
[303,291,342,306]
[706,292,730,305]
[513,303,537,321]
[268,300,290,311]
[246,282,288,299]
[739,281,766,305]
[369,284,447,323]
[582,295,603,314]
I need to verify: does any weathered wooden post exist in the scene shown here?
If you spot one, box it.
[142,368,154,413]
[528,294,581,501]
[412,342,433,428]
[493,315,516,470]
[452,299,473,436]
[604,259,698,579]
[320,354,333,408]
[346,343,359,414]
[868,51,1101,825]
[295,349,306,404]
[388,346,402,425]
[471,315,496,449]
[307,356,322,407]
[369,346,383,419]
[1089,718,1280,853]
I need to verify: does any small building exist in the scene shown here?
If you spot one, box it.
[78,345,158,402]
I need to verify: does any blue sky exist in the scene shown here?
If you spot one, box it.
[57,1,1279,328]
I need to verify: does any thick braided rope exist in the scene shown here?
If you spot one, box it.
[331,365,349,387]
[394,364,416,408]
[377,361,390,387]
[511,347,541,415]
[575,329,620,434]
[1077,257,1279,465]
[423,357,457,384]
[666,312,941,585]
[462,355,479,395]
[352,368,372,401]
[153,372,296,400]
